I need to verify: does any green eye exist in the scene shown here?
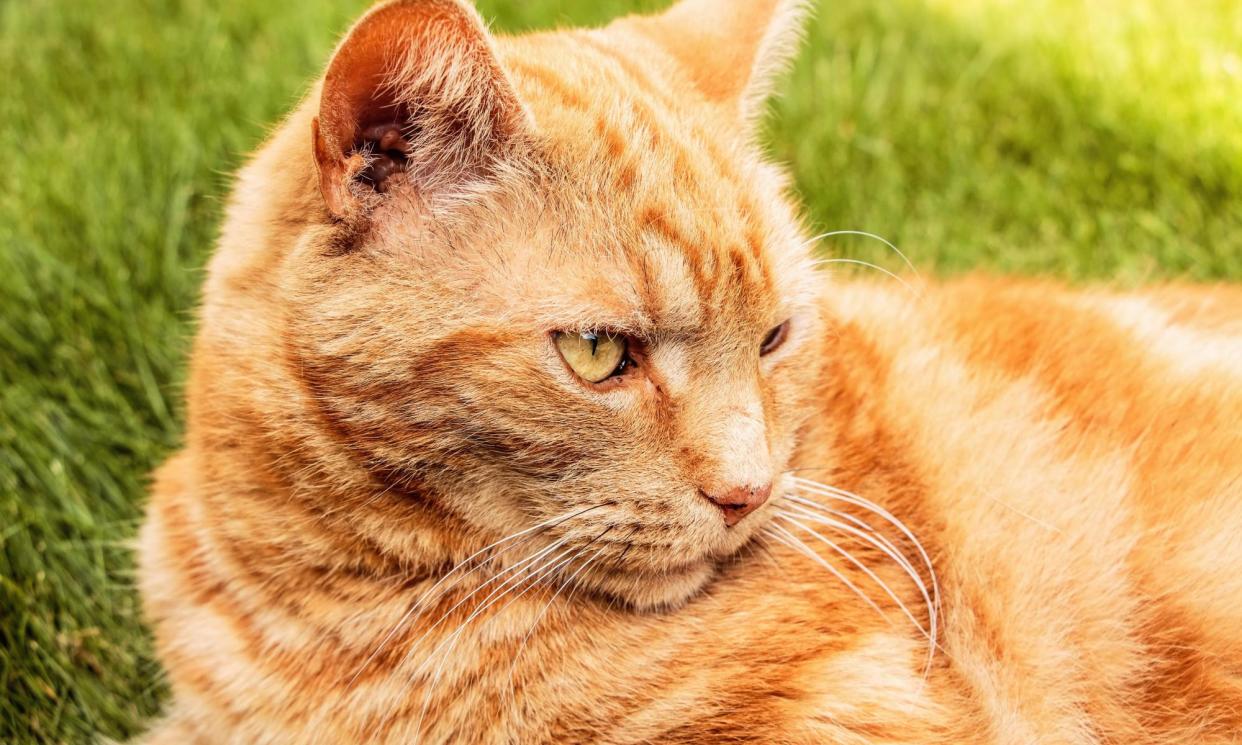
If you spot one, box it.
[555,331,628,383]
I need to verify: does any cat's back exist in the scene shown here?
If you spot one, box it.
[793,276,1242,741]
[817,276,1242,503]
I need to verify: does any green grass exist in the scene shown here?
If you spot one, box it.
[1,0,1238,741]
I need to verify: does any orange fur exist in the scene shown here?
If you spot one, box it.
[135,1,1242,742]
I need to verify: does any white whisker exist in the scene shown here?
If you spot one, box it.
[779,511,929,640]
[396,534,577,684]
[768,523,892,623]
[987,497,1062,533]
[800,501,879,534]
[749,530,788,574]
[346,504,602,686]
[801,230,920,277]
[810,257,921,297]
[782,502,930,620]
[411,543,585,740]
[789,477,939,609]
[788,477,941,673]
[503,542,608,712]
[783,500,924,589]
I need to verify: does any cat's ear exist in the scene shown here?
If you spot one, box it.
[312,0,529,218]
[625,0,811,128]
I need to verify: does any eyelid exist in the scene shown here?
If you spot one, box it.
[759,319,791,356]
[571,326,656,351]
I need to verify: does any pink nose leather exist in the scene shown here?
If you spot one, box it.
[702,483,772,527]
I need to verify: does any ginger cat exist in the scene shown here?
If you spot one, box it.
[135,0,1242,742]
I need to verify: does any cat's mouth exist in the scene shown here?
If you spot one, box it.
[512,493,780,610]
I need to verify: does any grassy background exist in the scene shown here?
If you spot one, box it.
[1,0,1239,741]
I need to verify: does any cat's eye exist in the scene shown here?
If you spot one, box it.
[759,321,790,356]
[554,331,631,384]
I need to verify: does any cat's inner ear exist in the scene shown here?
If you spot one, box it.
[312,0,529,218]
[623,0,811,128]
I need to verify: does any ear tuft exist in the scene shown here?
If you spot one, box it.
[313,0,528,218]
[624,0,813,129]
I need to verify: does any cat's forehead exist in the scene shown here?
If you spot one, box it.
[494,32,813,333]
[500,175,811,342]
[500,30,753,194]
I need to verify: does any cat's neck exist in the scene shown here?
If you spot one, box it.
[183,340,497,590]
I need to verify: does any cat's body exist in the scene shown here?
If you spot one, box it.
[136,1,1242,742]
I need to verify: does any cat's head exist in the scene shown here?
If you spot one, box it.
[227,0,823,610]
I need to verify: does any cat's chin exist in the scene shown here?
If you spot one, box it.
[580,558,718,612]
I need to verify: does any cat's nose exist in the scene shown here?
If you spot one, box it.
[702,483,772,527]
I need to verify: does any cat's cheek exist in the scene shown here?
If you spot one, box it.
[635,370,666,401]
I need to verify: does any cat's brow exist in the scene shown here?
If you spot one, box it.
[548,315,705,343]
